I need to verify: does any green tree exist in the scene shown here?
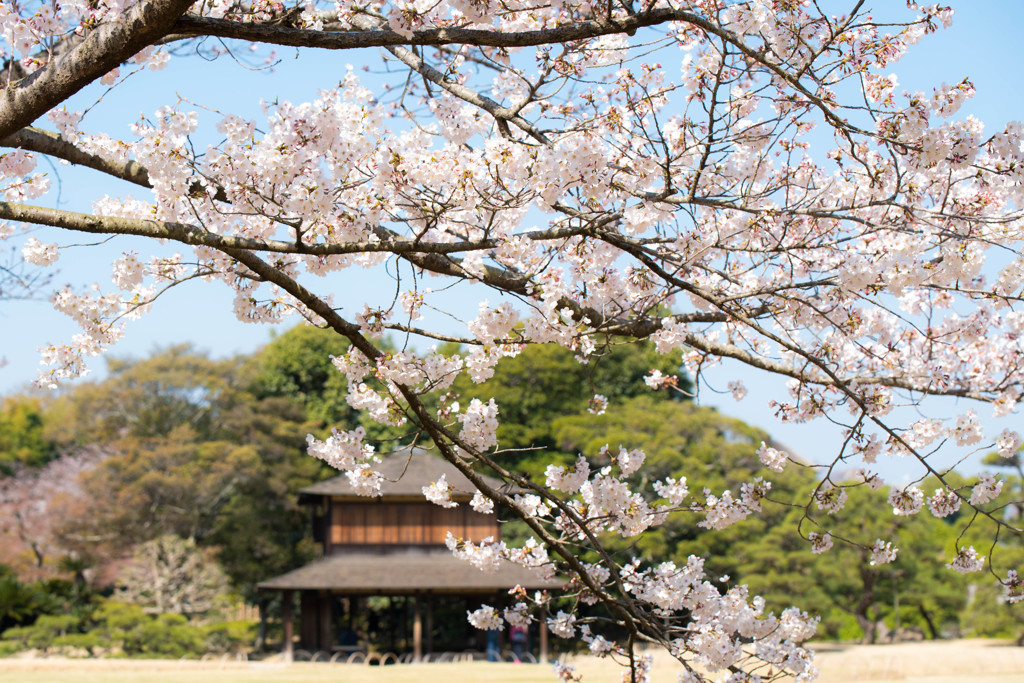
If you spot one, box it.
[0,564,95,637]
[65,408,324,591]
[0,567,54,633]
[68,427,265,546]
[43,345,235,446]
[50,347,329,648]
[552,396,816,589]
[789,482,969,643]
[0,396,54,470]
[253,324,355,426]
[450,342,691,472]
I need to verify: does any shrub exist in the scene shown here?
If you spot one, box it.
[202,620,257,654]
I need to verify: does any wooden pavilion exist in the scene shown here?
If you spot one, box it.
[258,447,561,661]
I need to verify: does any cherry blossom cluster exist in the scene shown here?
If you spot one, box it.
[928,488,962,518]
[869,540,899,566]
[756,442,788,473]
[1005,571,1024,604]
[620,558,819,680]
[445,440,820,677]
[305,426,381,495]
[947,546,985,574]
[970,473,1004,505]
[464,548,820,681]
[888,486,925,516]
[422,474,457,508]
[0,150,49,201]
[808,532,833,555]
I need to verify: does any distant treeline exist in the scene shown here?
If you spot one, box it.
[0,326,1021,655]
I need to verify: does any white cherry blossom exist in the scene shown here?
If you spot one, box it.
[888,486,925,516]
[928,488,963,518]
[947,546,985,574]
[970,473,1004,506]
[423,474,458,509]
[869,540,899,566]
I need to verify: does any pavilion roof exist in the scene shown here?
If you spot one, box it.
[258,548,563,594]
[300,447,508,501]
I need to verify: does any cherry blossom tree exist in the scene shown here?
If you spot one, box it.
[1,0,1022,679]
[0,448,106,579]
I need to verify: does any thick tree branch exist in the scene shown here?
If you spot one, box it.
[0,200,567,261]
[1,127,152,189]
[0,0,195,140]
[169,9,694,50]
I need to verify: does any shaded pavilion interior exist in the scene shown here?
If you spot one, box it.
[259,448,562,661]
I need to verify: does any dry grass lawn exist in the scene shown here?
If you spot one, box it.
[0,639,1022,682]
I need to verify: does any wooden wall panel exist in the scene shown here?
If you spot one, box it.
[384,503,399,544]
[346,505,366,544]
[360,506,371,544]
[428,507,458,544]
[330,504,342,545]
[398,505,423,544]
[468,510,498,542]
[327,500,501,548]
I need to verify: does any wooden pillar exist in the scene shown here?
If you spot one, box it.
[388,597,396,652]
[281,590,294,662]
[401,597,408,652]
[497,591,505,654]
[356,596,365,642]
[538,605,548,664]
[300,592,318,650]
[318,591,332,652]
[412,595,423,662]
[425,596,434,656]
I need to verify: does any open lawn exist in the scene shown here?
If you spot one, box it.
[0,639,1022,682]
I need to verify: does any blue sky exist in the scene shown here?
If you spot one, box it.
[2,2,1022,481]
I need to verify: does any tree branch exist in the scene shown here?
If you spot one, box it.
[348,16,550,145]
[0,0,195,139]
[1,127,152,189]
[169,9,697,51]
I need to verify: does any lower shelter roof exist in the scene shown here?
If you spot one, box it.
[258,549,563,594]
